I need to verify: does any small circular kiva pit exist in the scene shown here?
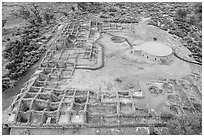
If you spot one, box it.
[111,36,125,43]
[132,41,173,62]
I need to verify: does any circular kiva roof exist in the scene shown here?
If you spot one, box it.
[135,41,172,57]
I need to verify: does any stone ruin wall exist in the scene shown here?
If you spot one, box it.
[7,20,202,131]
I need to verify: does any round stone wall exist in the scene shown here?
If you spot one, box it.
[133,41,173,62]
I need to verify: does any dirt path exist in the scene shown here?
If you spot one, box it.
[173,52,202,65]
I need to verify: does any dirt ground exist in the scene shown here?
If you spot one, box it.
[2,15,201,134]
[54,22,193,116]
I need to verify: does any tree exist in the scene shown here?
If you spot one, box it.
[28,3,42,24]
[10,3,43,26]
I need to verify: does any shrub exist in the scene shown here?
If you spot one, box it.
[109,8,117,12]
[2,25,46,91]
[2,19,7,28]
[198,13,202,21]
[194,3,202,14]
[2,77,16,91]
[11,3,55,26]
[77,2,102,13]
[44,12,54,24]
[176,9,187,19]
[71,6,75,11]
[188,15,198,25]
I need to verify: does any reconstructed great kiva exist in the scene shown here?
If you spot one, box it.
[132,41,173,62]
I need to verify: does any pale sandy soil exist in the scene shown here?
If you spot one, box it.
[2,17,201,135]
[59,22,192,115]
